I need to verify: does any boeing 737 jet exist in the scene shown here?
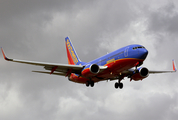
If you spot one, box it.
[1,37,177,89]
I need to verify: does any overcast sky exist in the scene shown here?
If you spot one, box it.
[0,0,178,120]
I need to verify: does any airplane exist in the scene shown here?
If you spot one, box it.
[1,37,177,89]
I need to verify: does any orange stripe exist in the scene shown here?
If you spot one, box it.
[1,48,6,60]
[66,42,75,65]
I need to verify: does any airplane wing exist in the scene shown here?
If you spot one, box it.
[109,60,177,81]
[127,60,176,74]
[149,70,176,74]
[1,48,84,75]
[149,60,177,74]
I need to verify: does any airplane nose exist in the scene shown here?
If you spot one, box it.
[139,49,148,59]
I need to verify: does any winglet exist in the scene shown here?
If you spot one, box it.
[1,48,12,61]
[172,59,177,72]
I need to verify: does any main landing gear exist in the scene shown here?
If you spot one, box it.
[114,80,123,89]
[86,80,94,87]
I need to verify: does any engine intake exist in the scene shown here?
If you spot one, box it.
[81,64,100,77]
[140,67,149,77]
[90,64,99,74]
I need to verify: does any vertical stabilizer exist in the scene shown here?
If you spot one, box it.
[65,37,82,65]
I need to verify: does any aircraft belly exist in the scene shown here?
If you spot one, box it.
[69,58,144,84]
[96,58,144,79]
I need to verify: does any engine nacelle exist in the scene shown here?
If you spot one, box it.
[131,67,149,81]
[81,64,100,77]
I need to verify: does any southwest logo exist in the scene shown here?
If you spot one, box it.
[67,39,78,64]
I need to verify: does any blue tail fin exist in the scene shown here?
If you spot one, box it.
[65,37,82,65]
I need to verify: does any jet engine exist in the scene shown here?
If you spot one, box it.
[131,67,149,81]
[81,64,100,77]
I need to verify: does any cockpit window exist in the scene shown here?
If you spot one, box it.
[133,46,145,50]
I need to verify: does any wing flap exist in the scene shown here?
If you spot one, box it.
[32,71,67,76]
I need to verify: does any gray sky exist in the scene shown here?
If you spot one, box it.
[0,0,178,120]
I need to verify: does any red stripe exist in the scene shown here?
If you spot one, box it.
[66,43,75,65]
[173,60,176,71]
[69,58,145,84]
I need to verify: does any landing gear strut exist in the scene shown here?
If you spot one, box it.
[86,80,94,87]
[114,80,123,89]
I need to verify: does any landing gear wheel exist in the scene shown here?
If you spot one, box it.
[115,82,119,89]
[119,83,123,89]
[90,81,94,87]
[86,80,94,87]
[114,82,123,89]
[86,81,90,87]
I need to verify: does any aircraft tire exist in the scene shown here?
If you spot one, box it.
[115,82,119,89]
[86,81,94,87]
[90,81,94,87]
[119,83,123,89]
[86,81,90,87]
